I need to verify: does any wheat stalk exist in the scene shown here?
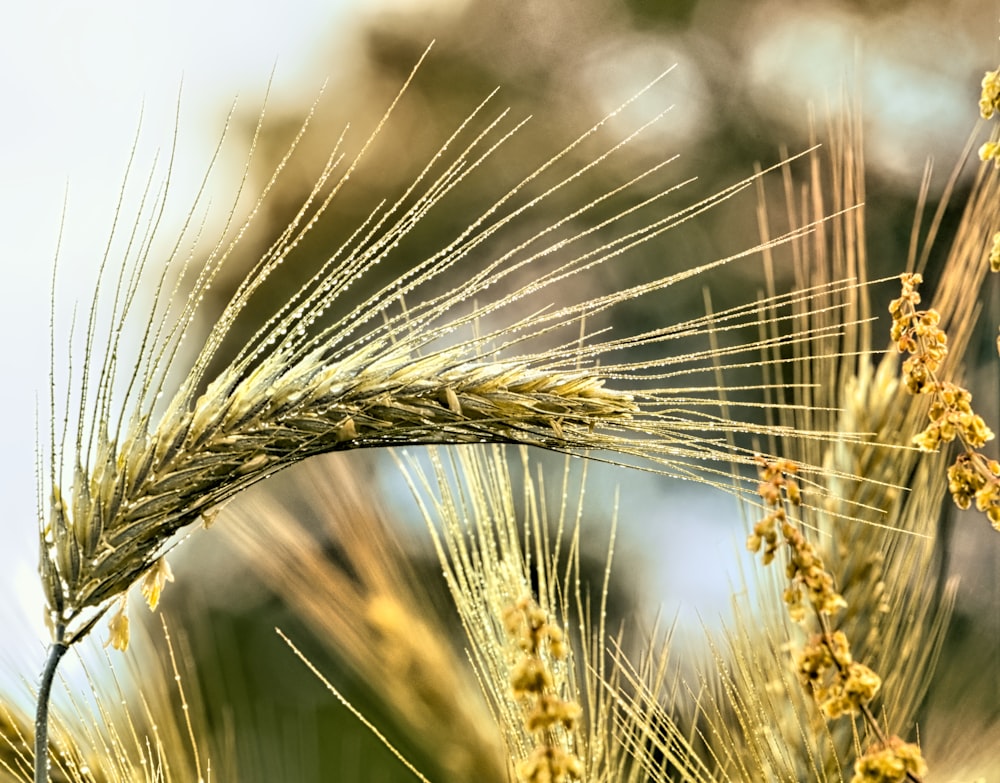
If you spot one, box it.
[4,615,215,783]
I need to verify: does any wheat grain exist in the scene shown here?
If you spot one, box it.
[43,345,640,638]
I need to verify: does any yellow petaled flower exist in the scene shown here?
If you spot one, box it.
[980,67,1000,118]
[990,231,1000,272]
[104,599,130,652]
[139,557,175,611]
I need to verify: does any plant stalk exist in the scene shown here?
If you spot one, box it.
[34,630,68,783]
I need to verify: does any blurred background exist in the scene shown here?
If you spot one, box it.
[3,0,999,779]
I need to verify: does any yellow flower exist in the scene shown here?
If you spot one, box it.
[978,140,1000,166]
[980,68,1000,118]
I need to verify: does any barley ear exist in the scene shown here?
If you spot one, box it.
[39,63,866,651]
[35,53,874,781]
[221,454,508,783]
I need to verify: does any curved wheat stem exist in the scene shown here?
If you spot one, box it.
[32,636,67,783]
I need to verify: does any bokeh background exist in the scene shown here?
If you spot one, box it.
[3,0,999,778]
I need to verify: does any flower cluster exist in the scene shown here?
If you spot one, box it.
[796,630,881,720]
[890,273,1000,529]
[947,453,1000,526]
[979,68,1000,119]
[850,736,928,783]
[889,274,947,395]
[749,459,870,716]
[980,139,1000,167]
[746,457,799,566]
[982,71,1000,304]
[911,382,993,451]
[749,457,924,781]
[979,68,1000,166]
[503,596,583,783]
[747,456,844,621]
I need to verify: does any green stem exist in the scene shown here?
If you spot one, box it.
[34,632,68,783]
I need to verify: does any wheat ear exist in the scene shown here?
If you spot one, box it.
[36,52,870,780]
[39,52,871,648]
[399,444,662,782]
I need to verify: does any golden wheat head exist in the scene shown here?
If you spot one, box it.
[39,49,870,654]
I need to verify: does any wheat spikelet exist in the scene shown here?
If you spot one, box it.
[44,343,638,633]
